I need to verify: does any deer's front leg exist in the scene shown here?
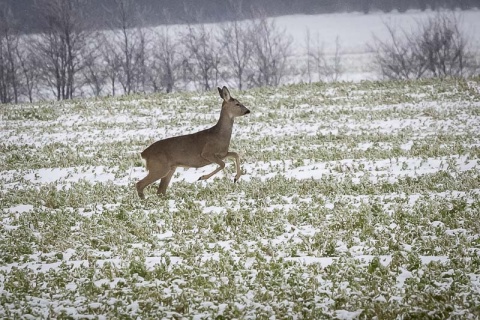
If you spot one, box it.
[198,153,226,181]
[225,151,242,182]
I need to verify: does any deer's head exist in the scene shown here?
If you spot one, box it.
[218,86,250,118]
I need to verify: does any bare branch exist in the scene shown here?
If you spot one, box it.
[370,12,477,80]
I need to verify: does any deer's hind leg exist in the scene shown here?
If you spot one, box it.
[157,167,176,196]
[136,160,171,199]
[198,153,225,181]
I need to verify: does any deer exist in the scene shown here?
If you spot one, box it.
[136,86,250,199]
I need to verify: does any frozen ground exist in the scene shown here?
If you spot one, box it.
[1,78,479,318]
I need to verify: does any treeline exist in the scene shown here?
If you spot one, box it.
[355,0,478,14]
[0,0,297,103]
[4,0,479,34]
[0,0,478,104]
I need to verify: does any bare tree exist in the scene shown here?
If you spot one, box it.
[107,0,150,95]
[97,33,122,97]
[0,4,19,103]
[132,27,150,93]
[370,22,428,80]
[218,1,253,90]
[305,31,344,83]
[305,28,313,83]
[149,23,181,93]
[182,22,221,91]
[16,37,39,102]
[370,12,477,80]
[81,32,106,97]
[112,0,135,95]
[32,0,89,100]
[419,13,476,78]
[305,29,325,83]
[248,14,292,87]
[323,36,343,82]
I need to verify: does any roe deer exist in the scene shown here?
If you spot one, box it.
[136,86,250,199]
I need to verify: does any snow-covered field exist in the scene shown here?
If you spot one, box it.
[1,78,480,318]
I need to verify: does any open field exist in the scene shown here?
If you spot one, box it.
[1,79,480,318]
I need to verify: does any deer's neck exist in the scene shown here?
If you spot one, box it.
[213,110,234,138]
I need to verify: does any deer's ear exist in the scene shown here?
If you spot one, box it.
[217,87,223,99]
[221,86,231,101]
